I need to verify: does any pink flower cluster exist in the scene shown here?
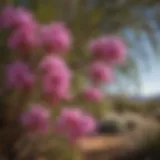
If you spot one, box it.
[20,104,50,134]
[1,6,96,141]
[0,6,38,53]
[0,6,36,30]
[89,36,127,65]
[55,108,96,142]
[89,61,113,84]
[40,56,72,103]
[88,35,127,84]
[2,5,72,98]
[6,60,34,90]
[40,23,72,54]
[8,25,39,52]
[0,7,71,54]
[85,35,127,101]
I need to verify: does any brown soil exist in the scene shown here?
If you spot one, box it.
[77,113,160,160]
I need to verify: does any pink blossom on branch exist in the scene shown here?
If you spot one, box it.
[6,60,35,90]
[39,22,72,54]
[0,6,36,30]
[20,104,50,135]
[89,61,113,84]
[40,56,72,103]
[39,55,69,75]
[8,25,39,53]
[55,108,96,142]
[42,74,71,103]
[88,36,127,65]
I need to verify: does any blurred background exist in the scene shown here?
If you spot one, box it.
[0,0,160,160]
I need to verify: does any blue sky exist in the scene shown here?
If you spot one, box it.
[136,40,160,96]
[122,26,160,97]
[141,60,160,96]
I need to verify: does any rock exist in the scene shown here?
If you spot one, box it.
[97,120,124,134]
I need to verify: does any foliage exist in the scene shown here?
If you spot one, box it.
[110,94,160,116]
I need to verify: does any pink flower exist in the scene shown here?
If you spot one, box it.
[55,108,96,142]
[82,87,103,102]
[20,104,50,134]
[40,22,72,54]
[89,61,113,84]
[6,60,35,90]
[40,56,72,103]
[0,6,36,29]
[13,7,37,29]
[39,55,68,74]
[43,73,70,103]
[89,36,127,65]
[0,6,16,29]
[8,25,39,52]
